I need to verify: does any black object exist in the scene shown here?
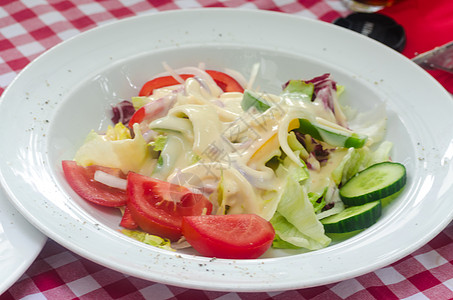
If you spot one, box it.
[333,13,406,52]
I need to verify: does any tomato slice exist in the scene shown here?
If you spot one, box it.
[120,206,138,229]
[138,70,243,97]
[128,96,176,127]
[128,106,146,127]
[126,172,213,241]
[139,74,193,97]
[62,160,128,207]
[205,70,244,93]
[181,214,275,259]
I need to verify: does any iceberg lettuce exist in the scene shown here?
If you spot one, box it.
[150,135,168,152]
[131,96,152,110]
[331,141,393,186]
[121,229,174,251]
[271,159,331,250]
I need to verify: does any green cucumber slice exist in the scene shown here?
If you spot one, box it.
[241,90,271,112]
[321,200,382,233]
[296,118,367,148]
[340,162,406,206]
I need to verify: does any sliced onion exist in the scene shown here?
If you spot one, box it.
[94,170,127,190]
[246,63,260,90]
[172,237,192,250]
[152,64,223,96]
[142,129,159,143]
[162,61,186,83]
[192,76,211,95]
[223,68,248,88]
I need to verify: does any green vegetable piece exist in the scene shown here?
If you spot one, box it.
[131,96,152,110]
[308,191,326,214]
[272,233,301,249]
[336,84,345,97]
[241,90,271,112]
[283,80,314,100]
[340,162,407,206]
[287,131,309,159]
[321,200,382,233]
[296,118,367,148]
[150,135,168,152]
[121,229,175,251]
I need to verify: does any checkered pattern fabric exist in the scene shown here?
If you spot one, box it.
[1,224,452,299]
[0,0,347,97]
[1,1,452,299]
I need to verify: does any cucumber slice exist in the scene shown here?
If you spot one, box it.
[340,162,406,206]
[241,90,271,112]
[296,118,367,148]
[321,200,382,233]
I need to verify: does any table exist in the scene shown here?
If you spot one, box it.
[1,1,453,299]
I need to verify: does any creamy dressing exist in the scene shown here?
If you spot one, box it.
[144,76,358,220]
[308,148,348,194]
[71,68,394,252]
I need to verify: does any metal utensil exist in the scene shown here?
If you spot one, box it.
[412,41,453,74]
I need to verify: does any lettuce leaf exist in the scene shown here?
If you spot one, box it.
[150,135,168,152]
[105,122,131,140]
[331,147,370,186]
[74,123,153,174]
[272,233,302,249]
[131,96,152,110]
[121,229,174,251]
[271,160,331,250]
[368,140,393,166]
[331,141,393,186]
[344,102,387,146]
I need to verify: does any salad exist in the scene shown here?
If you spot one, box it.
[62,64,406,259]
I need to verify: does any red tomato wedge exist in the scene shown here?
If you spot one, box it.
[131,70,244,127]
[126,172,213,241]
[120,206,138,230]
[182,214,275,259]
[139,74,193,97]
[128,106,146,127]
[62,160,128,207]
[138,70,243,97]
[205,70,244,93]
[128,96,176,127]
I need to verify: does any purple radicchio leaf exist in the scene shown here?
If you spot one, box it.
[294,131,331,167]
[111,100,135,125]
[307,74,337,111]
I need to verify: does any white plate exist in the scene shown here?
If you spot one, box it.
[0,186,46,294]
[1,9,453,292]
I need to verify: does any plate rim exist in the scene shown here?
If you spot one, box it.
[0,187,47,294]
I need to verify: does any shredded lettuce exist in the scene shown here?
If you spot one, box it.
[105,123,131,141]
[308,189,326,213]
[331,141,393,186]
[121,229,175,251]
[276,154,309,184]
[344,102,387,146]
[272,233,302,249]
[150,135,168,152]
[331,147,370,186]
[131,96,152,110]
[282,80,314,101]
[287,131,309,159]
[316,188,345,220]
[271,159,331,250]
[368,140,393,166]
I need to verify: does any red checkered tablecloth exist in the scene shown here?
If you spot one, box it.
[1,1,453,299]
